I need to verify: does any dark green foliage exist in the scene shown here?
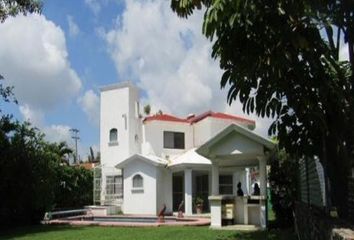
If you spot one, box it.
[269,148,297,228]
[0,117,92,228]
[0,117,56,227]
[0,78,17,108]
[143,104,151,116]
[53,166,93,210]
[171,0,354,219]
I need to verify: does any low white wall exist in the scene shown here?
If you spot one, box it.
[123,160,157,215]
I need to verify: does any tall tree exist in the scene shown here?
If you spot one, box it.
[46,141,73,165]
[171,0,354,218]
[0,0,42,22]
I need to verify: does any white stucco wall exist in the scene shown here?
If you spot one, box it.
[233,169,248,195]
[143,121,193,157]
[194,117,253,147]
[100,83,143,206]
[194,118,212,147]
[156,168,173,214]
[128,87,142,156]
[211,132,264,155]
[100,86,130,168]
[100,84,142,168]
[123,160,158,215]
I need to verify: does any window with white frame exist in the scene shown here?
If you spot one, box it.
[219,175,233,195]
[105,175,123,201]
[132,174,143,188]
[109,128,118,145]
[163,131,185,149]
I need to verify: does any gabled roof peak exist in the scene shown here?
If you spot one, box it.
[187,111,255,125]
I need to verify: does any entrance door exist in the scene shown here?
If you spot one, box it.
[196,174,209,212]
[173,175,184,211]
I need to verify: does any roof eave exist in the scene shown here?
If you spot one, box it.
[196,123,276,158]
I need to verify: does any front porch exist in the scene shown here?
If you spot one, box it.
[171,167,251,216]
[194,124,275,229]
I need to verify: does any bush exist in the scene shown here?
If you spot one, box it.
[53,166,93,209]
[0,118,57,227]
[0,117,93,228]
[269,148,298,228]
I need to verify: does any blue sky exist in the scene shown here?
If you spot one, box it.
[0,0,274,160]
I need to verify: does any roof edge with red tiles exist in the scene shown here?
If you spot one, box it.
[143,114,189,123]
[143,111,255,125]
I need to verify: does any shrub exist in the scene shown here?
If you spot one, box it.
[269,148,298,228]
[0,117,93,228]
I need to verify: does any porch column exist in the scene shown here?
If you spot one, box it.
[258,156,267,229]
[245,168,250,195]
[232,171,238,195]
[184,169,193,215]
[258,156,267,196]
[211,163,219,195]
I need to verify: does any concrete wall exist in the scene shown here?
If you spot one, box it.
[123,159,157,215]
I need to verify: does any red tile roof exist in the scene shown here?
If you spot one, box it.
[143,114,189,123]
[143,111,255,125]
[189,111,255,125]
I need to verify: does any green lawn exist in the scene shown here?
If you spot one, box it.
[0,225,295,240]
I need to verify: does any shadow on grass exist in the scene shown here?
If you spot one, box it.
[0,224,86,240]
[215,229,296,240]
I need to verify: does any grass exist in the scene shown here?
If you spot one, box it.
[268,207,276,222]
[0,225,296,240]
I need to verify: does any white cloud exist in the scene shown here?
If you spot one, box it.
[105,1,223,114]
[105,0,273,137]
[44,124,72,143]
[19,104,44,127]
[67,15,80,38]
[0,14,82,111]
[78,90,100,126]
[85,0,101,15]
[0,14,90,159]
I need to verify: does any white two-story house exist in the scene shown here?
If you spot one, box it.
[99,82,274,228]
